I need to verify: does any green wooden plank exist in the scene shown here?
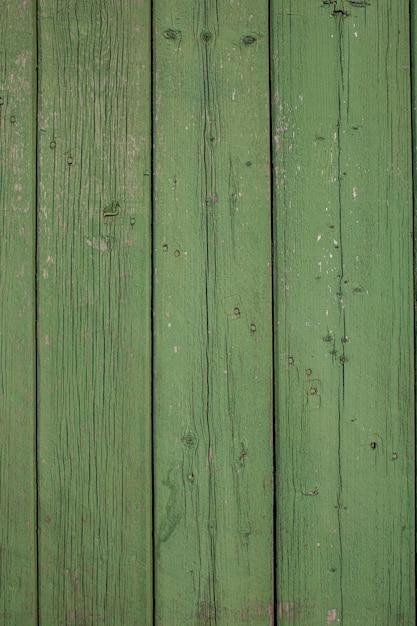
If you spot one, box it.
[36,1,152,623]
[0,2,37,623]
[153,1,273,623]
[272,1,415,624]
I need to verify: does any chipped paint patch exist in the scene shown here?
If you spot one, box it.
[326,609,337,624]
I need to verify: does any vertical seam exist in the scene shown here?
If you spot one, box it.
[34,0,40,623]
[408,0,417,604]
[268,0,278,621]
[150,1,156,623]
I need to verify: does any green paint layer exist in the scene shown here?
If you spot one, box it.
[0,1,37,622]
[272,1,415,623]
[153,1,274,623]
[37,1,153,623]
[0,2,414,623]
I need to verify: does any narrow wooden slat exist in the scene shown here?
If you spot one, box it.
[272,1,415,623]
[37,1,152,623]
[153,1,273,622]
[0,2,37,622]
[336,4,414,621]
[272,6,343,620]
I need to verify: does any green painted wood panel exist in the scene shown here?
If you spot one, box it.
[36,1,152,623]
[272,1,415,624]
[0,2,414,623]
[0,1,37,623]
[152,1,274,623]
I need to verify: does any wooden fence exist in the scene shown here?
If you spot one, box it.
[0,0,415,623]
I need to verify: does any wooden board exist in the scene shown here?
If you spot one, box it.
[0,2,37,622]
[272,1,415,623]
[152,1,274,622]
[36,1,153,623]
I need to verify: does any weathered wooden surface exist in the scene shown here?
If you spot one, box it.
[36,1,153,623]
[0,1,37,622]
[0,1,415,623]
[153,1,274,623]
[272,1,415,624]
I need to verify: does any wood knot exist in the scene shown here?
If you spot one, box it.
[163,29,181,41]
[201,30,213,44]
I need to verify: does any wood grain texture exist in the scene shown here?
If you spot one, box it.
[153,1,274,623]
[0,2,37,623]
[272,1,415,624]
[37,1,152,623]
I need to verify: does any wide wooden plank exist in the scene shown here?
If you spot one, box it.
[37,1,152,623]
[272,1,415,624]
[153,1,274,623]
[0,2,37,623]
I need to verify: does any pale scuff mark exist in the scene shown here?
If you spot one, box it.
[267,601,274,626]
[278,601,296,621]
[86,237,108,251]
[326,609,337,624]
[15,54,27,68]
[206,446,213,470]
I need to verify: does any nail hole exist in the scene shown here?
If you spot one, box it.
[392,452,398,460]
[305,368,312,376]
[130,217,136,226]
[250,323,256,332]
[233,307,240,316]
[242,35,256,45]
[50,141,56,149]
[67,157,73,165]
[10,116,16,123]
[288,356,294,365]
[162,244,168,252]
[370,441,377,449]
[174,249,180,257]
[103,202,120,217]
